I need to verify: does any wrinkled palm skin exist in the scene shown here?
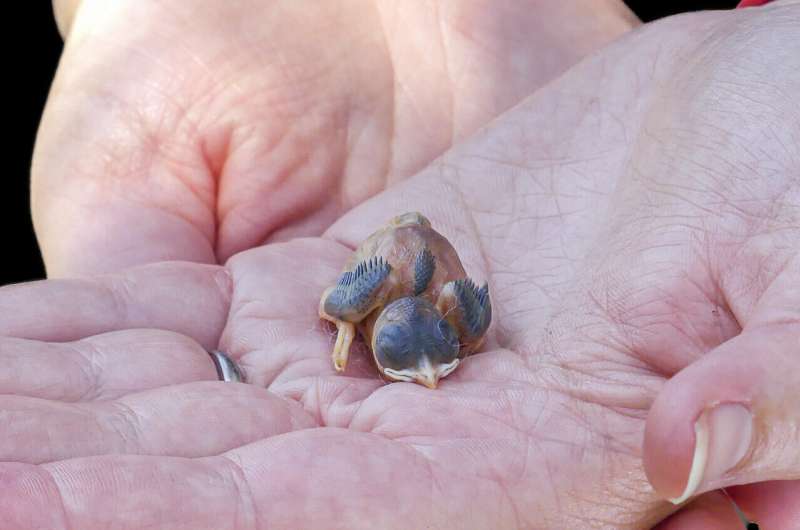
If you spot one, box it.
[34,0,636,276]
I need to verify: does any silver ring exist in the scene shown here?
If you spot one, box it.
[208,350,246,383]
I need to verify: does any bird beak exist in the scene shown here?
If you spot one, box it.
[381,358,461,389]
[413,358,439,389]
[415,371,438,389]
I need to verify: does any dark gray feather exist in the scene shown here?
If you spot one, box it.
[413,248,436,296]
[453,278,492,339]
[324,256,392,319]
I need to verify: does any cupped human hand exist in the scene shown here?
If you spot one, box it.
[33,0,637,278]
[5,3,798,528]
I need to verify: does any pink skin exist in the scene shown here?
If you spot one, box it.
[3,2,798,529]
[34,0,638,277]
[654,482,800,529]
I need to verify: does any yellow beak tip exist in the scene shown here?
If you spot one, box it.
[419,377,438,389]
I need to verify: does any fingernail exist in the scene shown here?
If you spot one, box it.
[669,403,753,505]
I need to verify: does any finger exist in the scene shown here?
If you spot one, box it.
[652,491,749,530]
[0,330,216,401]
[0,382,315,464]
[2,430,511,530]
[644,263,800,503]
[653,482,800,530]
[727,480,800,530]
[0,261,231,349]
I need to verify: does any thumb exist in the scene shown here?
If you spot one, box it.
[643,265,799,504]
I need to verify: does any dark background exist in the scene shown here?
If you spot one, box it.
[6,1,739,286]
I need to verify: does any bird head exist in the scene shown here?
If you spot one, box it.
[372,296,461,389]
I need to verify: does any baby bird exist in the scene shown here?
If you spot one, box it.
[318,212,491,388]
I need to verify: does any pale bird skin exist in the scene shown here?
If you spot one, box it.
[318,212,491,389]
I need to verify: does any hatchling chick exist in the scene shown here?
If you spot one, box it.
[318,212,491,388]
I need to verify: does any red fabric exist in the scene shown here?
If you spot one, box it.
[737,0,773,7]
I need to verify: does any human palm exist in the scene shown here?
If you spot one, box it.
[34,0,636,276]
[1,191,668,529]
[5,3,798,529]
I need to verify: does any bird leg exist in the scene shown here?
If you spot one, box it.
[319,288,356,372]
[331,319,356,371]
